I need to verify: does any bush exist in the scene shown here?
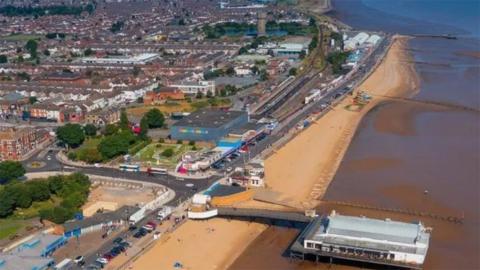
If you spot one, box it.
[75,148,103,164]
[158,138,165,143]
[188,140,195,146]
[177,140,183,144]
[67,152,77,161]
[161,148,174,158]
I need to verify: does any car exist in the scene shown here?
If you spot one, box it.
[114,245,126,252]
[119,241,131,248]
[133,231,144,238]
[109,249,121,256]
[128,225,137,231]
[74,255,84,264]
[226,167,233,172]
[46,156,51,160]
[113,237,123,244]
[96,257,108,265]
[103,253,114,260]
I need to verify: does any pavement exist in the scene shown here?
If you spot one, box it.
[19,34,391,269]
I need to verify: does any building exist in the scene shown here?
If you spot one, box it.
[143,87,185,105]
[169,80,215,96]
[344,32,370,50]
[0,127,44,161]
[274,36,312,58]
[0,233,67,270]
[80,53,160,65]
[292,211,431,269]
[170,109,248,142]
[85,108,121,126]
[257,12,267,37]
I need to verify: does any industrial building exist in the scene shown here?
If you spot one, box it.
[273,36,312,58]
[291,211,431,269]
[170,109,248,142]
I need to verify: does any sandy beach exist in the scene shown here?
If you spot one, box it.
[127,36,418,270]
[264,35,418,204]
[130,219,266,270]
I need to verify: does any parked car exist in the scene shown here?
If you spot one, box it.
[113,237,123,244]
[74,256,84,264]
[96,257,108,265]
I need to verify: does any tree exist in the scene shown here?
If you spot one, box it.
[0,190,15,217]
[196,91,204,99]
[239,47,248,55]
[309,17,316,27]
[259,69,268,81]
[98,135,130,159]
[225,66,235,76]
[206,90,213,98]
[144,108,165,128]
[84,48,94,56]
[139,116,149,139]
[119,109,129,130]
[83,124,97,137]
[161,148,174,158]
[25,39,38,59]
[26,181,50,201]
[137,96,144,103]
[8,183,32,208]
[56,123,85,148]
[0,55,7,64]
[43,49,50,56]
[0,161,25,184]
[250,65,259,75]
[289,67,297,76]
[188,140,195,146]
[28,96,37,104]
[104,124,119,136]
[132,66,141,77]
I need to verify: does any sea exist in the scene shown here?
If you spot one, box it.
[229,0,480,269]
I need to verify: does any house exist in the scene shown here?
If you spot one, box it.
[143,87,185,105]
[0,127,47,161]
[85,108,121,126]
[169,80,215,96]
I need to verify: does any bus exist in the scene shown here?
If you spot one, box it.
[119,164,140,172]
[147,167,168,175]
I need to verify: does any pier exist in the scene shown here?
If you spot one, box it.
[289,212,430,269]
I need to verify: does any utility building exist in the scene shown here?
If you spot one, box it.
[170,109,248,142]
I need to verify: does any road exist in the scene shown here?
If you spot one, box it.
[22,34,391,269]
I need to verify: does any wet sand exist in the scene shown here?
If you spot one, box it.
[128,36,419,270]
[264,35,418,204]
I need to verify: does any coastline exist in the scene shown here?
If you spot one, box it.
[264,35,418,205]
[126,36,419,270]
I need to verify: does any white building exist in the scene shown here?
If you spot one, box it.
[302,211,430,266]
[169,80,215,96]
[344,32,370,50]
[79,53,160,65]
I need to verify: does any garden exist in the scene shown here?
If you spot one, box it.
[133,142,202,169]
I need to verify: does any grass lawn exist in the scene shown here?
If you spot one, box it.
[0,34,43,41]
[13,196,62,220]
[134,143,201,168]
[127,101,193,117]
[127,98,232,118]
[0,218,26,240]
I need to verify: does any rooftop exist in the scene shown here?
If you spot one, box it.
[63,205,139,232]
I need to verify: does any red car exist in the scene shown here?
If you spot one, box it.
[103,254,114,261]
[146,221,157,228]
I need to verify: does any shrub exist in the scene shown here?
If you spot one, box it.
[188,140,195,146]
[177,140,183,144]
[161,148,174,158]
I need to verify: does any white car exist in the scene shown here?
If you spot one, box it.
[46,156,51,160]
[95,258,108,265]
[74,255,84,264]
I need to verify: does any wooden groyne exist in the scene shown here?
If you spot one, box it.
[321,200,464,224]
[411,34,457,40]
